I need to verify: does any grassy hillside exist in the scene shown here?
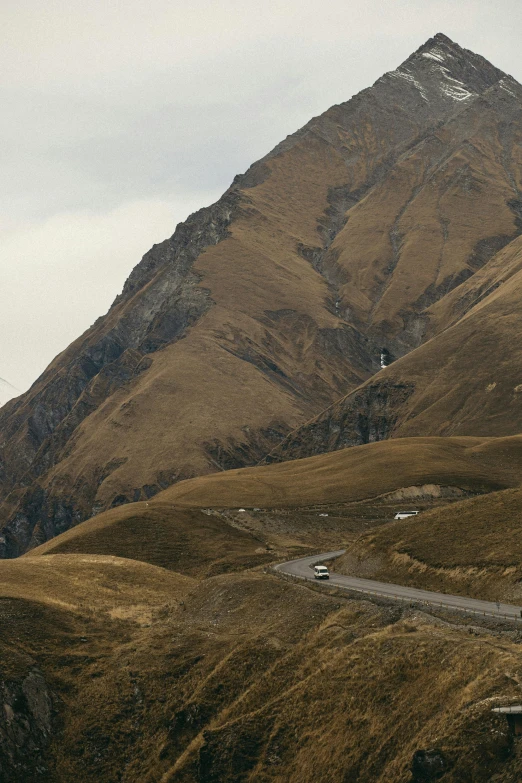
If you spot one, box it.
[269,234,522,465]
[27,434,522,582]
[2,554,522,782]
[149,435,522,509]
[6,435,522,780]
[335,486,522,603]
[28,506,277,577]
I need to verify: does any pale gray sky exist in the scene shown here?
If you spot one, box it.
[2,0,522,393]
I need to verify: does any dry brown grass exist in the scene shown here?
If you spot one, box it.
[0,554,194,623]
[157,434,522,508]
[336,486,522,603]
[28,506,277,577]
[25,435,522,577]
[3,559,522,782]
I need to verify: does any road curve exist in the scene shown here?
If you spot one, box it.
[274,550,522,622]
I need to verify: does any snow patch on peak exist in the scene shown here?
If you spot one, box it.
[440,84,474,101]
[393,69,428,101]
[434,65,476,102]
[422,48,445,63]
[499,78,518,98]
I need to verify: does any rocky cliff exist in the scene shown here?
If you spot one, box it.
[2,33,522,553]
[0,625,53,782]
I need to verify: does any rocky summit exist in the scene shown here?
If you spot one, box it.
[2,33,522,557]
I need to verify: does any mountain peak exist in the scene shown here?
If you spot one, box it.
[432,32,454,43]
[386,32,508,108]
[405,32,506,81]
[422,32,456,49]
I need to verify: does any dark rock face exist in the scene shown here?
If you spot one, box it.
[1,489,81,559]
[115,190,240,307]
[0,667,53,782]
[0,188,241,492]
[265,381,415,464]
[410,749,449,781]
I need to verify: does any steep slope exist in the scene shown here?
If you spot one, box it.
[267,231,522,463]
[2,33,521,553]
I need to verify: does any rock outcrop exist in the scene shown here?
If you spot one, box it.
[0,640,53,782]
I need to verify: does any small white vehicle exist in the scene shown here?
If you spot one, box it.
[314,565,330,579]
[394,511,419,520]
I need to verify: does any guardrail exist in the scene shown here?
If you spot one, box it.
[274,566,522,623]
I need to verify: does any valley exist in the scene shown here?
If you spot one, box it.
[3,431,522,780]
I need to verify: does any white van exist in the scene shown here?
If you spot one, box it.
[314,565,330,579]
[394,511,419,520]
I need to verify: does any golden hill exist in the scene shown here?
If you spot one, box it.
[3,550,522,782]
[28,506,276,577]
[2,34,522,553]
[159,434,522,508]
[26,434,522,572]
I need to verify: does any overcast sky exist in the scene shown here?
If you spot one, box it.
[2,0,522,394]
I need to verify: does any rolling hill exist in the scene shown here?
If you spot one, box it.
[2,543,522,782]
[23,434,522,569]
[335,484,522,604]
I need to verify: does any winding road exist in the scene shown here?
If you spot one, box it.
[275,550,522,622]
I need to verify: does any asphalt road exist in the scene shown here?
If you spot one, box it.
[274,550,522,622]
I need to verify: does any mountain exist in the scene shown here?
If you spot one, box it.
[0,376,19,408]
[265,231,522,462]
[4,35,522,783]
[2,33,522,555]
